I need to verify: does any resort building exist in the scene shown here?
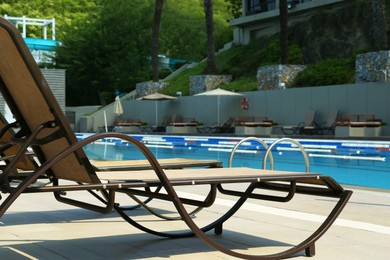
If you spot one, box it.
[230,0,348,45]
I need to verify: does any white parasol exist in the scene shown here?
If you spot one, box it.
[195,88,242,126]
[114,95,124,117]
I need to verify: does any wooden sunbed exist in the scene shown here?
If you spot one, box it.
[281,110,318,135]
[0,17,352,259]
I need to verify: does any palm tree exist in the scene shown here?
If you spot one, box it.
[372,0,388,50]
[279,0,289,64]
[151,0,164,82]
[203,0,218,74]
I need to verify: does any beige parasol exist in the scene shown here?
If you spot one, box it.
[195,88,242,126]
[138,93,176,126]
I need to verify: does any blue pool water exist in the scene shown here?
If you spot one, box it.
[78,134,390,190]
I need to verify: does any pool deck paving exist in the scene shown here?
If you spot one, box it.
[0,184,389,259]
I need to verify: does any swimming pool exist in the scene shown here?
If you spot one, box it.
[77,133,390,190]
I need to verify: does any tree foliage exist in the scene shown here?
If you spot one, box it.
[0,0,100,39]
[224,0,241,19]
[1,0,232,105]
[55,0,154,105]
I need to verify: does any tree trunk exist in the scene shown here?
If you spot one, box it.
[151,0,164,82]
[279,0,289,64]
[372,0,388,50]
[203,0,218,75]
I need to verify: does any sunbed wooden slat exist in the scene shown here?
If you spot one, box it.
[97,167,309,182]
[92,158,222,171]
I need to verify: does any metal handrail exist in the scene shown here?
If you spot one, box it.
[263,138,310,172]
[228,137,274,169]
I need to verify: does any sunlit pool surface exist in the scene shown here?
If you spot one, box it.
[78,133,390,190]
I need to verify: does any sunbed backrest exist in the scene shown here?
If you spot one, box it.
[0,17,97,183]
[326,110,339,127]
[304,110,316,126]
[224,117,235,127]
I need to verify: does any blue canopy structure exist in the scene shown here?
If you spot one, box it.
[24,38,59,51]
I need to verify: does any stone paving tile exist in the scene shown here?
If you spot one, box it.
[0,185,389,259]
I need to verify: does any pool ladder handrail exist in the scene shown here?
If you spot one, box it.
[263,138,310,172]
[228,137,274,169]
[229,137,310,172]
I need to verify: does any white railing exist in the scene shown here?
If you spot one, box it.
[3,14,56,40]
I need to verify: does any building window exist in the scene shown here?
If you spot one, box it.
[246,0,276,15]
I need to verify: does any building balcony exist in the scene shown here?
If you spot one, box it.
[230,0,349,45]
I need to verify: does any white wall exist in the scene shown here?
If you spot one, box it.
[113,82,390,135]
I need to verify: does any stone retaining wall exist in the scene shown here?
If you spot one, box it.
[190,75,233,95]
[356,51,390,83]
[135,81,169,98]
[257,64,306,90]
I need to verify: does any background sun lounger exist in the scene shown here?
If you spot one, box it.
[142,115,172,132]
[197,117,235,133]
[281,110,318,135]
[318,110,339,135]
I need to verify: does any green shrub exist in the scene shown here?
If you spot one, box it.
[159,69,172,79]
[292,57,355,87]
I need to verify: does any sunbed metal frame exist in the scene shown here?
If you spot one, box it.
[0,17,352,259]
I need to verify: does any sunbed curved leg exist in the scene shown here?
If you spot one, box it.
[188,189,352,259]
[124,192,204,221]
[117,184,217,220]
[0,124,50,216]
[114,191,235,239]
[113,183,255,238]
[0,166,46,217]
[118,186,160,211]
